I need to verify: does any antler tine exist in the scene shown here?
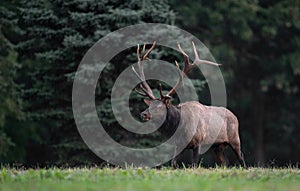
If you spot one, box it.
[197,59,222,66]
[177,42,191,69]
[166,42,221,97]
[131,65,143,81]
[192,41,199,60]
[132,42,157,100]
[139,84,148,93]
[174,60,183,84]
[132,64,155,99]
[138,81,156,100]
[174,60,179,68]
[134,88,147,97]
[174,60,182,76]
[138,42,156,82]
[142,41,156,60]
[136,44,141,61]
[141,44,146,57]
[192,41,221,66]
[166,43,194,97]
[159,83,164,99]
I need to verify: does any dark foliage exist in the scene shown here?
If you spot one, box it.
[0,0,299,167]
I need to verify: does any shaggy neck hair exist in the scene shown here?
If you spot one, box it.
[159,104,181,137]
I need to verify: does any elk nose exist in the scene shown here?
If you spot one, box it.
[141,112,147,119]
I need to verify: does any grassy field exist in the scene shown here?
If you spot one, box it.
[0,167,299,191]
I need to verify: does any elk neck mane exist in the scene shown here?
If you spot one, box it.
[160,104,181,136]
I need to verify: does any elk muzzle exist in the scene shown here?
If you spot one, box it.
[140,110,152,121]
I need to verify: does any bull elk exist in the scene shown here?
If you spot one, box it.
[132,42,246,168]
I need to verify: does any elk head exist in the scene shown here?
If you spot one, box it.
[132,41,220,122]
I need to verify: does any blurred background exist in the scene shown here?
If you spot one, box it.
[0,0,299,167]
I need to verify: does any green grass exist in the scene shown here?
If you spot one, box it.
[0,167,299,191]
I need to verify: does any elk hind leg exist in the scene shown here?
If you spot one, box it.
[229,140,247,168]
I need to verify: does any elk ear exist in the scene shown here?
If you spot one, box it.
[165,99,172,108]
[143,99,152,106]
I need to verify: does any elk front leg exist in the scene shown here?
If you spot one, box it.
[192,145,200,168]
[171,146,182,168]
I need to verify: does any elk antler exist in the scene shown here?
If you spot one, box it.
[166,42,220,97]
[132,42,157,100]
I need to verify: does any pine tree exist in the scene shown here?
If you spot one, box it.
[0,2,22,159]
[13,0,175,164]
